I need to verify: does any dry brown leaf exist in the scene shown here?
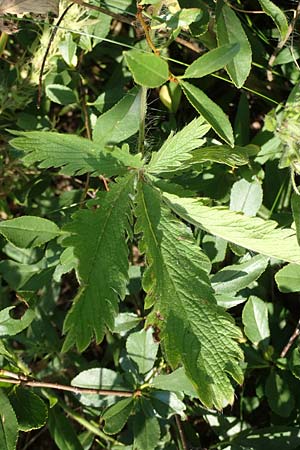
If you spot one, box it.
[0,0,58,15]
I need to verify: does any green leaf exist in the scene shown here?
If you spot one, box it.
[164,194,300,264]
[46,84,77,105]
[275,263,300,293]
[290,348,300,380]
[9,388,48,431]
[123,50,169,88]
[265,371,295,417]
[126,328,159,374]
[136,182,243,409]
[0,390,18,450]
[291,191,300,246]
[190,145,255,168]
[151,367,197,397]
[0,306,35,337]
[182,43,240,79]
[59,33,77,66]
[258,0,288,39]
[230,179,263,217]
[133,410,160,450]
[150,391,186,418]
[0,216,60,248]
[148,117,210,175]
[93,86,142,146]
[180,80,234,146]
[10,132,142,177]
[211,254,269,295]
[234,92,250,145]
[216,2,252,87]
[71,368,127,408]
[62,174,135,351]
[48,406,84,450]
[242,296,270,347]
[102,398,134,435]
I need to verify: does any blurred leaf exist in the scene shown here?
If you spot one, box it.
[265,371,295,417]
[0,390,18,450]
[275,263,300,293]
[258,0,288,39]
[48,406,83,450]
[291,192,300,246]
[46,84,77,105]
[0,216,60,248]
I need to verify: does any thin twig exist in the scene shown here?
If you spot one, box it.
[280,317,300,358]
[267,1,300,82]
[0,372,133,397]
[136,3,159,55]
[225,1,265,14]
[175,415,188,450]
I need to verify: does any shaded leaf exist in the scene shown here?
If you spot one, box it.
[102,398,134,435]
[265,371,295,417]
[48,407,83,450]
[180,80,234,146]
[126,328,159,374]
[93,86,142,146]
[62,174,135,351]
[9,388,48,431]
[258,0,288,39]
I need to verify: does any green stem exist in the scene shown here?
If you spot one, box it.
[137,86,147,155]
[0,32,8,58]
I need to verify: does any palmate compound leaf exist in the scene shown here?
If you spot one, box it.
[147,117,211,176]
[62,173,135,352]
[135,181,243,409]
[9,131,142,177]
[163,194,300,264]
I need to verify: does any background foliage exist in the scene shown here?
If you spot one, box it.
[1,0,300,449]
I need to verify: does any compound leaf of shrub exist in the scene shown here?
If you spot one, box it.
[136,182,243,409]
[9,388,48,431]
[164,194,300,264]
[0,306,35,337]
[102,397,134,435]
[180,80,234,146]
[123,50,169,88]
[0,216,60,249]
[182,43,240,79]
[10,132,142,177]
[126,328,159,374]
[258,0,288,39]
[62,174,135,352]
[275,263,300,293]
[242,296,270,347]
[0,389,18,450]
[216,1,252,88]
[93,86,142,146]
[148,117,210,175]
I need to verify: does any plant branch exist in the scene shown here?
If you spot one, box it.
[0,371,133,397]
[267,1,300,82]
[280,317,300,358]
[175,415,188,450]
[70,0,134,25]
